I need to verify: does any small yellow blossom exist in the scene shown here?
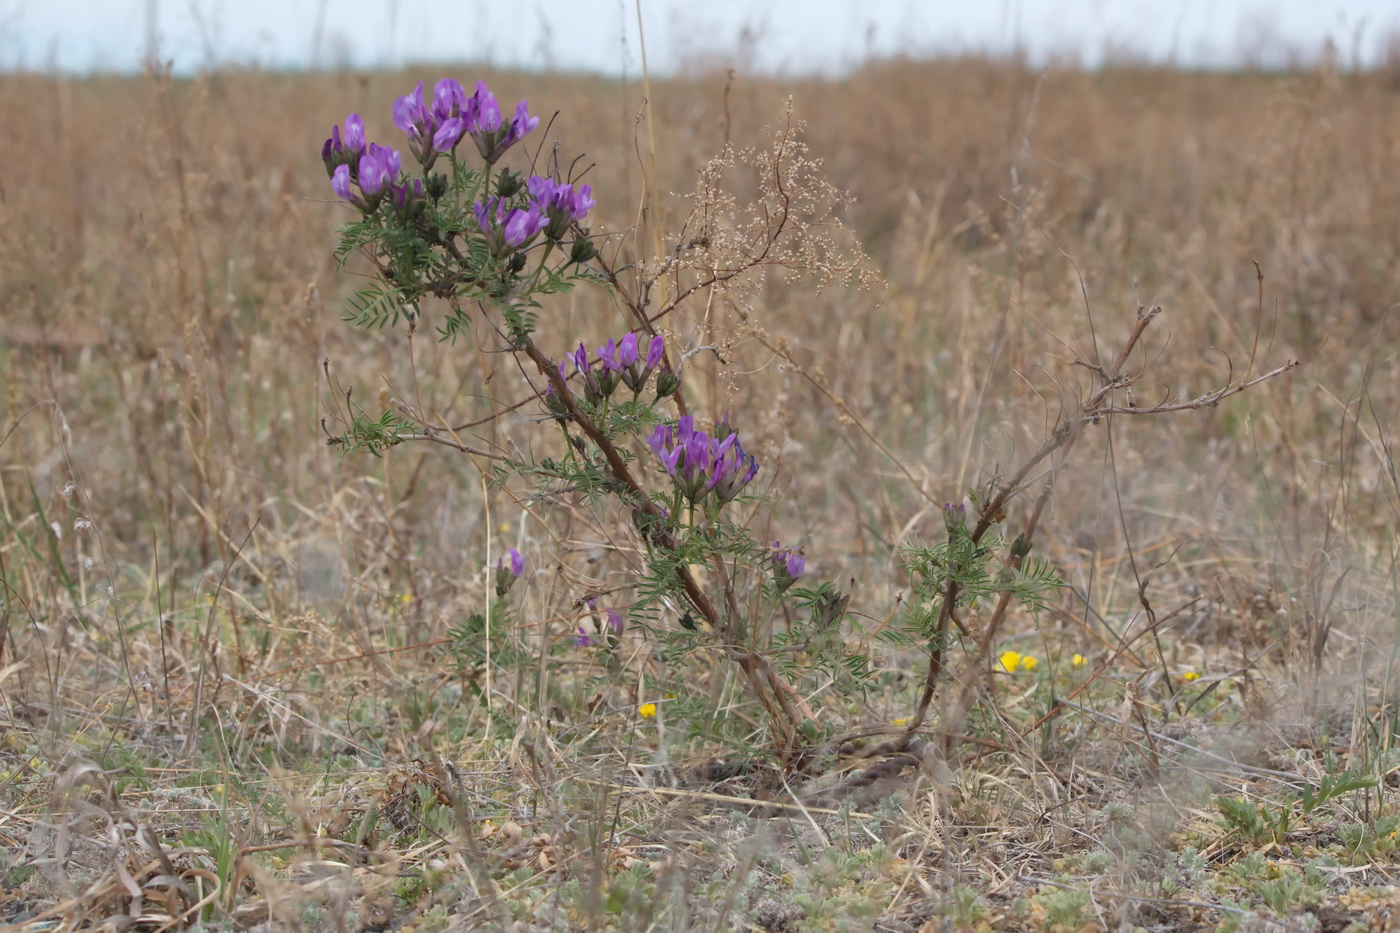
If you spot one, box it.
[399,593,413,604]
[1183,671,1201,681]
[999,651,1038,673]
[1072,654,1086,667]
[498,522,512,533]
[891,717,910,727]
[638,703,657,719]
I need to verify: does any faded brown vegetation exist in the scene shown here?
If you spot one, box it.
[1,56,1399,931]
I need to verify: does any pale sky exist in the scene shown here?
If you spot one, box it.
[3,0,1398,74]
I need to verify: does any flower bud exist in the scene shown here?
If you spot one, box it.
[496,168,524,199]
[426,173,449,202]
[569,237,597,265]
[508,251,528,275]
[812,589,849,629]
[1010,532,1032,560]
[544,385,570,422]
[771,542,806,592]
[494,548,524,597]
[654,371,680,401]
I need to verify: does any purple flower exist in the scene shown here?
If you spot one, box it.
[574,626,593,648]
[331,164,352,201]
[432,78,467,121]
[617,333,639,368]
[648,415,759,507]
[598,338,621,374]
[343,114,366,153]
[357,144,400,198]
[606,607,624,634]
[472,196,546,258]
[322,115,367,176]
[433,116,465,152]
[772,542,806,591]
[527,175,595,240]
[503,203,546,246]
[467,82,540,164]
[388,178,424,222]
[646,335,664,369]
[393,82,434,140]
[330,143,401,213]
[494,547,524,597]
[395,80,470,168]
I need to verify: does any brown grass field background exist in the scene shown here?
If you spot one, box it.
[2,55,1400,930]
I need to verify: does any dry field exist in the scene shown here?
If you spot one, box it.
[1,55,1399,931]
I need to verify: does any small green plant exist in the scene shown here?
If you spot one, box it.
[941,883,992,929]
[1218,795,1291,845]
[1030,885,1095,933]
[1255,867,1322,916]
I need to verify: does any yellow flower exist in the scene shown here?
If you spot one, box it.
[1183,671,1201,682]
[399,593,413,604]
[1020,655,1038,671]
[891,717,910,726]
[1072,653,1086,667]
[998,651,1022,673]
[638,703,657,719]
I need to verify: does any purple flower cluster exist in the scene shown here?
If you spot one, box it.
[562,332,666,403]
[472,175,594,259]
[771,542,806,591]
[473,196,548,258]
[647,415,760,507]
[393,79,539,168]
[324,114,407,214]
[526,176,596,241]
[322,79,543,218]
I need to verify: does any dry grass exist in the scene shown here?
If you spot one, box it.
[1,55,1399,931]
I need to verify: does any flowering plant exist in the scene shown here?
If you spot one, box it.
[319,77,884,763]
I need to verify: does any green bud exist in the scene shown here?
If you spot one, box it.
[569,237,597,265]
[496,169,523,199]
[1010,533,1033,560]
[426,173,449,202]
[654,371,680,401]
[508,251,528,275]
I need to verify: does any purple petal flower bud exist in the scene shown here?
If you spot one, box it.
[599,339,620,373]
[606,607,624,634]
[393,82,428,136]
[343,113,366,153]
[466,82,539,164]
[433,78,467,121]
[331,164,352,201]
[494,547,524,597]
[574,626,593,648]
[618,333,639,369]
[358,152,388,198]
[432,116,465,152]
[473,81,501,132]
[646,335,665,369]
[502,204,546,247]
[506,99,541,146]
